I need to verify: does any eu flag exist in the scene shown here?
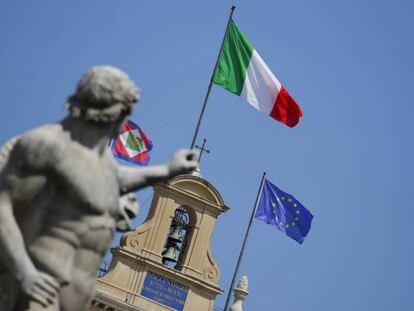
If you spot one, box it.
[255,178,313,244]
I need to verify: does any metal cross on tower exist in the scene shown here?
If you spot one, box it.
[195,139,210,164]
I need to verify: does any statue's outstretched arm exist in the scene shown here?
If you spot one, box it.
[0,190,60,307]
[117,149,198,194]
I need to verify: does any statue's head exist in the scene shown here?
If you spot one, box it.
[65,66,140,124]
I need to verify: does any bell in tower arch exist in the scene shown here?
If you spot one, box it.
[162,240,180,263]
[168,223,184,243]
[162,207,190,268]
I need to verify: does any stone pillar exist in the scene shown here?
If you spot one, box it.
[229,275,249,311]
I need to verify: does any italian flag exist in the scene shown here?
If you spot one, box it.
[213,20,302,127]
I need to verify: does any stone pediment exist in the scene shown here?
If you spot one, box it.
[167,175,226,208]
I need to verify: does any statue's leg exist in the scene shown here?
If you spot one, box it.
[59,272,96,311]
[14,293,60,311]
[0,269,19,311]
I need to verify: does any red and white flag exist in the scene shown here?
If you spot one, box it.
[111,120,153,165]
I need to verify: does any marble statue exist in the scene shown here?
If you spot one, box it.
[0,66,198,311]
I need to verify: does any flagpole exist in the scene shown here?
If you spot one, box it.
[190,5,236,149]
[223,171,267,311]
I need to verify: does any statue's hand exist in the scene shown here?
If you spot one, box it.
[117,192,139,232]
[20,269,60,307]
[168,149,198,177]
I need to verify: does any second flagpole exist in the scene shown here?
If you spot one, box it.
[190,5,236,149]
[223,171,267,311]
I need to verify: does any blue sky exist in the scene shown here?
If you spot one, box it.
[1,1,413,310]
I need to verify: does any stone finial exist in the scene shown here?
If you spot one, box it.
[229,275,249,311]
[237,275,248,291]
[191,165,202,177]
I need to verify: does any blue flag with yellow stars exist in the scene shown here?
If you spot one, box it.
[255,178,313,244]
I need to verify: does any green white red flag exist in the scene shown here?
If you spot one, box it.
[213,20,302,127]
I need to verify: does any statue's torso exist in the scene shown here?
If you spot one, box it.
[8,125,122,310]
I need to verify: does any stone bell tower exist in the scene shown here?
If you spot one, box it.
[91,173,229,311]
